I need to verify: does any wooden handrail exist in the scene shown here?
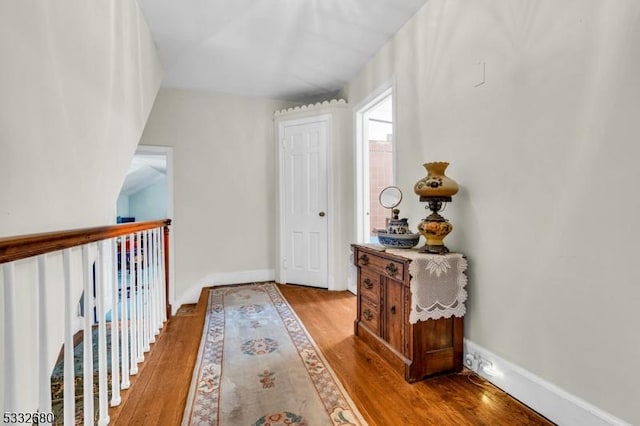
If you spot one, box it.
[0,219,172,264]
[1,218,173,417]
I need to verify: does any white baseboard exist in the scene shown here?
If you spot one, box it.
[348,255,357,295]
[173,269,275,314]
[464,339,629,426]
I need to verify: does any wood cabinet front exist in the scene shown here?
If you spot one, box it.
[384,278,405,354]
[353,244,463,382]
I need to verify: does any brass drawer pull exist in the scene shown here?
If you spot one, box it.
[363,309,373,321]
[363,278,373,289]
[358,254,370,265]
[386,262,398,276]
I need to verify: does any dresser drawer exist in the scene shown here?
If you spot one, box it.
[359,269,380,302]
[356,250,405,281]
[359,298,380,334]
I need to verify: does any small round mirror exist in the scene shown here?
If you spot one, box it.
[379,186,403,209]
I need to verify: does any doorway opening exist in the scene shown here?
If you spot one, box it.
[116,147,171,223]
[355,83,395,244]
[115,145,175,310]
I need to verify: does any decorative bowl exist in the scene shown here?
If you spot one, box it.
[377,230,420,249]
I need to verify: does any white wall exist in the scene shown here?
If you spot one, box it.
[117,178,167,221]
[129,177,167,221]
[346,0,640,424]
[0,0,162,413]
[117,194,130,218]
[0,1,162,236]
[138,88,296,304]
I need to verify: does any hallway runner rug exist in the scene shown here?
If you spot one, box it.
[182,282,367,426]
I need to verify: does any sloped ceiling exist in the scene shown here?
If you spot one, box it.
[136,0,428,102]
[120,154,166,196]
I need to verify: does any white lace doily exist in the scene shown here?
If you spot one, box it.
[386,250,467,323]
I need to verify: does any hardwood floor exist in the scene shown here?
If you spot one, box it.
[278,284,553,426]
[108,289,208,425]
[109,283,553,425]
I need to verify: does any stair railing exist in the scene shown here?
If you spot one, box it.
[0,219,172,425]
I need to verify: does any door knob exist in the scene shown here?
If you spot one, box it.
[319,212,325,217]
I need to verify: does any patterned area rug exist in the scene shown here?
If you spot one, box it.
[182,282,367,426]
[50,327,111,425]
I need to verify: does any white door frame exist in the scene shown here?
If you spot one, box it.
[353,79,397,244]
[132,144,176,312]
[350,80,396,294]
[277,114,333,289]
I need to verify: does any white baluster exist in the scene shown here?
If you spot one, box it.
[149,230,157,343]
[37,255,52,416]
[62,249,76,425]
[110,238,121,406]
[82,245,95,425]
[144,230,152,350]
[96,242,109,426]
[129,233,138,374]
[153,229,160,335]
[120,234,131,387]
[136,232,144,362]
[141,231,149,352]
[160,228,167,323]
[3,262,17,412]
[153,228,162,336]
[151,229,158,337]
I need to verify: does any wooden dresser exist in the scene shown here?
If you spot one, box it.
[352,244,464,382]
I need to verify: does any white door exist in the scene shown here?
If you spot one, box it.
[280,118,329,288]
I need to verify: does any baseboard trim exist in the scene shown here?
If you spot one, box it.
[173,269,275,314]
[464,339,629,426]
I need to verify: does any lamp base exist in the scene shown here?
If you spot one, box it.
[416,216,453,255]
[419,244,450,254]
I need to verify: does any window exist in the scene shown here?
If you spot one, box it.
[355,84,395,243]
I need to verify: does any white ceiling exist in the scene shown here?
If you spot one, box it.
[120,154,166,196]
[136,0,428,102]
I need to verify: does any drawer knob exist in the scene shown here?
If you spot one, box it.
[358,254,370,265]
[363,309,373,321]
[363,278,373,289]
[385,262,398,276]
